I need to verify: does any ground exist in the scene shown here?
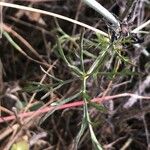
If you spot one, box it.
[0,0,150,150]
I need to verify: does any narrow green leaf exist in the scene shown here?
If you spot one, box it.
[87,46,109,75]
[40,92,81,124]
[57,37,83,77]
[88,102,106,112]
[3,31,28,56]
[75,101,88,149]
[79,30,85,72]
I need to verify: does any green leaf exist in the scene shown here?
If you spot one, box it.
[88,102,106,112]
[29,101,44,111]
[85,101,103,150]
[75,101,88,149]
[57,37,83,77]
[87,46,109,75]
[39,92,81,124]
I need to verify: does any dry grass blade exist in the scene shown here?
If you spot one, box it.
[131,19,150,33]
[3,31,50,68]
[23,61,57,112]
[3,24,48,65]
[0,2,108,37]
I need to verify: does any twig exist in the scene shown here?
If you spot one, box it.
[131,19,150,33]
[0,93,150,123]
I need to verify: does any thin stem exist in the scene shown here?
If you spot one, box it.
[80,30,85,72]
[131,19,150,33]
[0,2,108,37]
[0,93,150,123]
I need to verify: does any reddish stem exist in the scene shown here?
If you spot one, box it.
[0,96,103,123]
[0,93,149,123]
